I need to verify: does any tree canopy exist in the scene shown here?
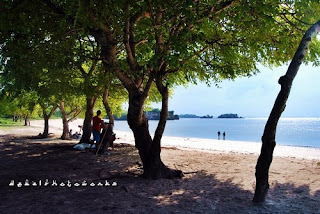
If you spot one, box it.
[2,1,320,93]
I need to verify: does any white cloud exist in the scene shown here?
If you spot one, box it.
[168,64,320,118]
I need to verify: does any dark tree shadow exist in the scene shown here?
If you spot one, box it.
[0,135,319,214]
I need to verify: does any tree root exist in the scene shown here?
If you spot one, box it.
[142,164,184,179]
[253,182,269,203]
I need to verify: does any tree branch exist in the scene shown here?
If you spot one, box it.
[141,70,154,100]
[124,1,138,71]
[135,39,148,48]
[114,69,137,92]
[280,13,304,31]
[68,108,82,123]
[42,0,76,25]
[88,59,98,76]
[42,0,65,16]
[77,64,87,77]
[48,104,58,118]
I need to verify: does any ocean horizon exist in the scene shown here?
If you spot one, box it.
[113,117,320,148]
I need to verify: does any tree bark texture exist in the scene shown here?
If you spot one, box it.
[13,114,19,122]
[43,117,49,137]
[103,88,115,124]
[127,90,183,179]
[59,101,82,140]
[59,101,70,140]
[41,105,57,138]
[79,96,97,144]
[253,20,320,203]
[24,114,30,126]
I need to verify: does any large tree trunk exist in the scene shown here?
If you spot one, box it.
[24,114,30,126]
[127,90,183,179]
[253,20,320,203]
[59,101,82,140]
[41,104,57,138]
[61,116,69,140]
[103,88,115,124]
[59,101,70,140]
[79,96,97,144]
[13,114,18,122]
[43,116,49,137]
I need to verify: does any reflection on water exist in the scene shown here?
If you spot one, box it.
[113,118,320,148]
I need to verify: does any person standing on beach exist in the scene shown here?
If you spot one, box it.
[223,131,226,140]
[92,110,107,144]
[218,131,221,140]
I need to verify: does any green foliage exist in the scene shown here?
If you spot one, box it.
[108,95,127,117]
[31,104,43,119]
[0,93,17,117]
[146,84,162,104]
[107,0,320,92]
[0,89,39,119]
[53,110,62,119]
[0,117,23,127]
[0,1,121,119]
[1,0,320,119]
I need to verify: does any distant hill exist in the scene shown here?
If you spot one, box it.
[200,115,213,119]
[179,114,200,118]
[218,113,243,118]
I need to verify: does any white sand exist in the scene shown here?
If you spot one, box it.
[116,130,320,160]
[1,118,319,160]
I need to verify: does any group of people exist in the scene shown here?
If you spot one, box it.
[217,131,226,140]
[69,129,81,140]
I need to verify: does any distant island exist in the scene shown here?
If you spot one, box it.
[179,114,200,118]
[115,109,179,120]
[115,112,243,120]
[145,109,179,120]
[218,113,243,118]
[200,114,213,119]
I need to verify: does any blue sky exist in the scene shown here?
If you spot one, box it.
[162,64,320,118]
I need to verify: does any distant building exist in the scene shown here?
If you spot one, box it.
[168,111,178,120]
[145,110,179,120]
[145,110,160,120]
[115,109,179,120]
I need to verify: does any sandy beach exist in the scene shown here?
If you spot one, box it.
[1,119,320,213]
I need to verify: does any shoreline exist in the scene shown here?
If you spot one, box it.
[1,118,319,160]
[115,130,320,160]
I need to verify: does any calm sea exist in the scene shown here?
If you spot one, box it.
[113,118,320,148]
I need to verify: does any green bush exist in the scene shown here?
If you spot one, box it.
[0,118,23,126]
